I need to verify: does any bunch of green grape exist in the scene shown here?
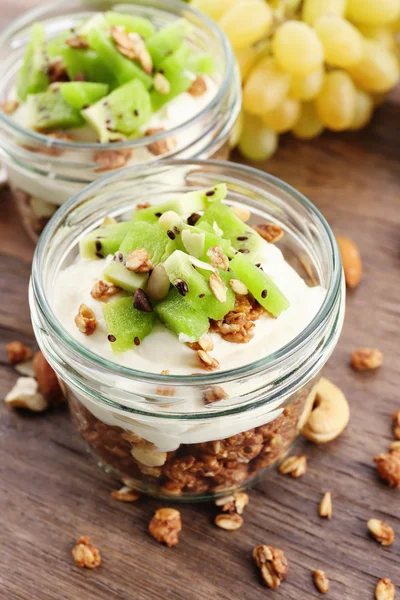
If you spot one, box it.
[191,0,400,161]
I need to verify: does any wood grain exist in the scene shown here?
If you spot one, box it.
[1,4,400,600]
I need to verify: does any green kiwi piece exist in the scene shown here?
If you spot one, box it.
[146,19,191,68]
[79,222,132,259]
[59,82,109,110]
[230,252,290,317]
[119,222,171,266]
[46,32,69,58]
[81,79,151,142]
[102,296,156,353]
[62,47,117,87]
[187,52,215,75]
[198,202,268,261]
[17,23,49,101]
[155,287,209,342]
[103,259,148,293]
[132,185,228,223]
[26,88,84,130]
[105,11,155,39]
[150,44,193,111]
[76,13,108,37]
[87,28,153,88]
[163,250,235,321]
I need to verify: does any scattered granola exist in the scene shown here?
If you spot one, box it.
[33,351,63,403]
[215,492,249,515]
[203,385,229,405]
[253,223,284,243]
[74,304,97,335]
[1,99,19,115]
[253,545,288,589]
[209,271,227,303]
[188,75,207,97]
[7,341,32,364]
[145,127,177,156]
[48,58,69,83]
[91,280,121,301]
[389,441,400,452]
[279,455,307,478]
[207,246,229,271]
[367,519,395,546]
[319,492,332,519]
[72,536,101,569]
[136,202,151,211]
[149,508,182,547]
[392,410,400,440]
[375,578,395,600]
[197,349,219,371]
[351,348,383,371]
[374,450,400,487]
[126,248,153,273]
[313,569,329,594]
[210,295,262,344]
[94,149,132,171]
[214,513,243,531]
[66,36,89,49]
[110,27,153,73]
[5,377,48,412]
[111,486,140,502]
[153,72,171,95]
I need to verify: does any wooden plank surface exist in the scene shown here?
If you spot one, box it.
[1,4,400,599]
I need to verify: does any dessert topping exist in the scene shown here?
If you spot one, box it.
[279,455,307,478]
[149,508,182,547]
[74,304,97,335]
[72,536,101,569]
[253,545,288,589]
[229,279,248,295]
[125,248,152,272]
[90,280,121,301]
[1,99,19,115]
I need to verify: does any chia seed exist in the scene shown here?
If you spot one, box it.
[167,229,176,240]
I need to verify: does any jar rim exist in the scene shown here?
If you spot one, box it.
[0,0,236,151]
[31,159,344,391]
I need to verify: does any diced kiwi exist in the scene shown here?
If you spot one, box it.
[150,44,193,111]
[82,79,151,142]
[79,221,132,259]
[59,82,109,109]
[26,88,84,130]
[163,250,235,320]
[230,252,290,317]
[187,52,215,75]
[198,202,267,260]
[76,13,108,37]
[102,296,156,353]
[105,11,155,39]
[62,47,117,87]
[132,185,227,223]
[103,258,148,293]
[46,32,69,58]
[87,28,153,88]
[119,222,170,265]
[173,223,233,262]
[155,287,209,342]
[17,23,49,101]
[146,19,191,68]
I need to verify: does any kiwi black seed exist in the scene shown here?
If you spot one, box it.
[187,213,200,226]
[237,236,248,241]
[167,229,176,240]
[134,336,141,346]
[133,289,153,313]
[175,279,189,296]
[155,212,162,217]
[261,289,268,298]
[108,334,116,342]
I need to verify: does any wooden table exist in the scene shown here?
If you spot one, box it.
[1,5,400,599]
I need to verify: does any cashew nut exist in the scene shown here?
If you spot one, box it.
[5,377,48,412]
[302,377,350,443]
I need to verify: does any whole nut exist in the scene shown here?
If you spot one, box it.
[33,351,62,403]
[336,235,362,289]
[302,378,350,444]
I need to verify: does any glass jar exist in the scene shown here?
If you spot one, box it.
[30,159,345,501]
[0,0,240,242]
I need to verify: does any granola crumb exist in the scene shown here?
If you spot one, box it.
[203,385,229,405]
[145,127,177,156]
[1,99,19,114]
[197,349,219,371]
[389,441,400,452]
[351,348,383,371]
[253,545,288,589]
[376,578,395,600]
[374,450,400,487]
[253,223,284,243]
[66,36,89,49]
[154,72,171,95]
[319,492,332,519]
[279,455,307,478]
[188,75,207,97]
[72,536,101,569]
[74,304,97,335]
[94,149,132,172]
[136,202,151,211]
[215,492,249,515]
[207,246,229,271]
[214,513,244,531]
[392,410,400,440]
[6,341,32,364]
[111,486,140,503]
[367,519,395,546]
[313,569,329,594]
[126,248,152,273]
[149,508,182,547]
[91,280,121,301]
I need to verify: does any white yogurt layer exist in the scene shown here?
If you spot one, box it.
[7,76,218,206]
[53,240,326,375]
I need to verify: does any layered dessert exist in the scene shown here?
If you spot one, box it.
[51,183,326,497]
[0,9,231,239]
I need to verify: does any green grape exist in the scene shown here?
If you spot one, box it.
[350,90,374,130]
[191,0,235,20]
[219,0,273,50]
[292,102,324,139]
[272,21,324,76]
[229,110,244,148]
[290,68,324,101]
[243,57,290,115]
[346,0,400,26]
[302,0,346,25]
[314,16,363,67]
[262,97,301,133]
[347,40,400,93]
[357,24,397,52]
[315,70,357,130]
[270,0,302,19]
[235,40,269,81]
[238,113,278,160]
